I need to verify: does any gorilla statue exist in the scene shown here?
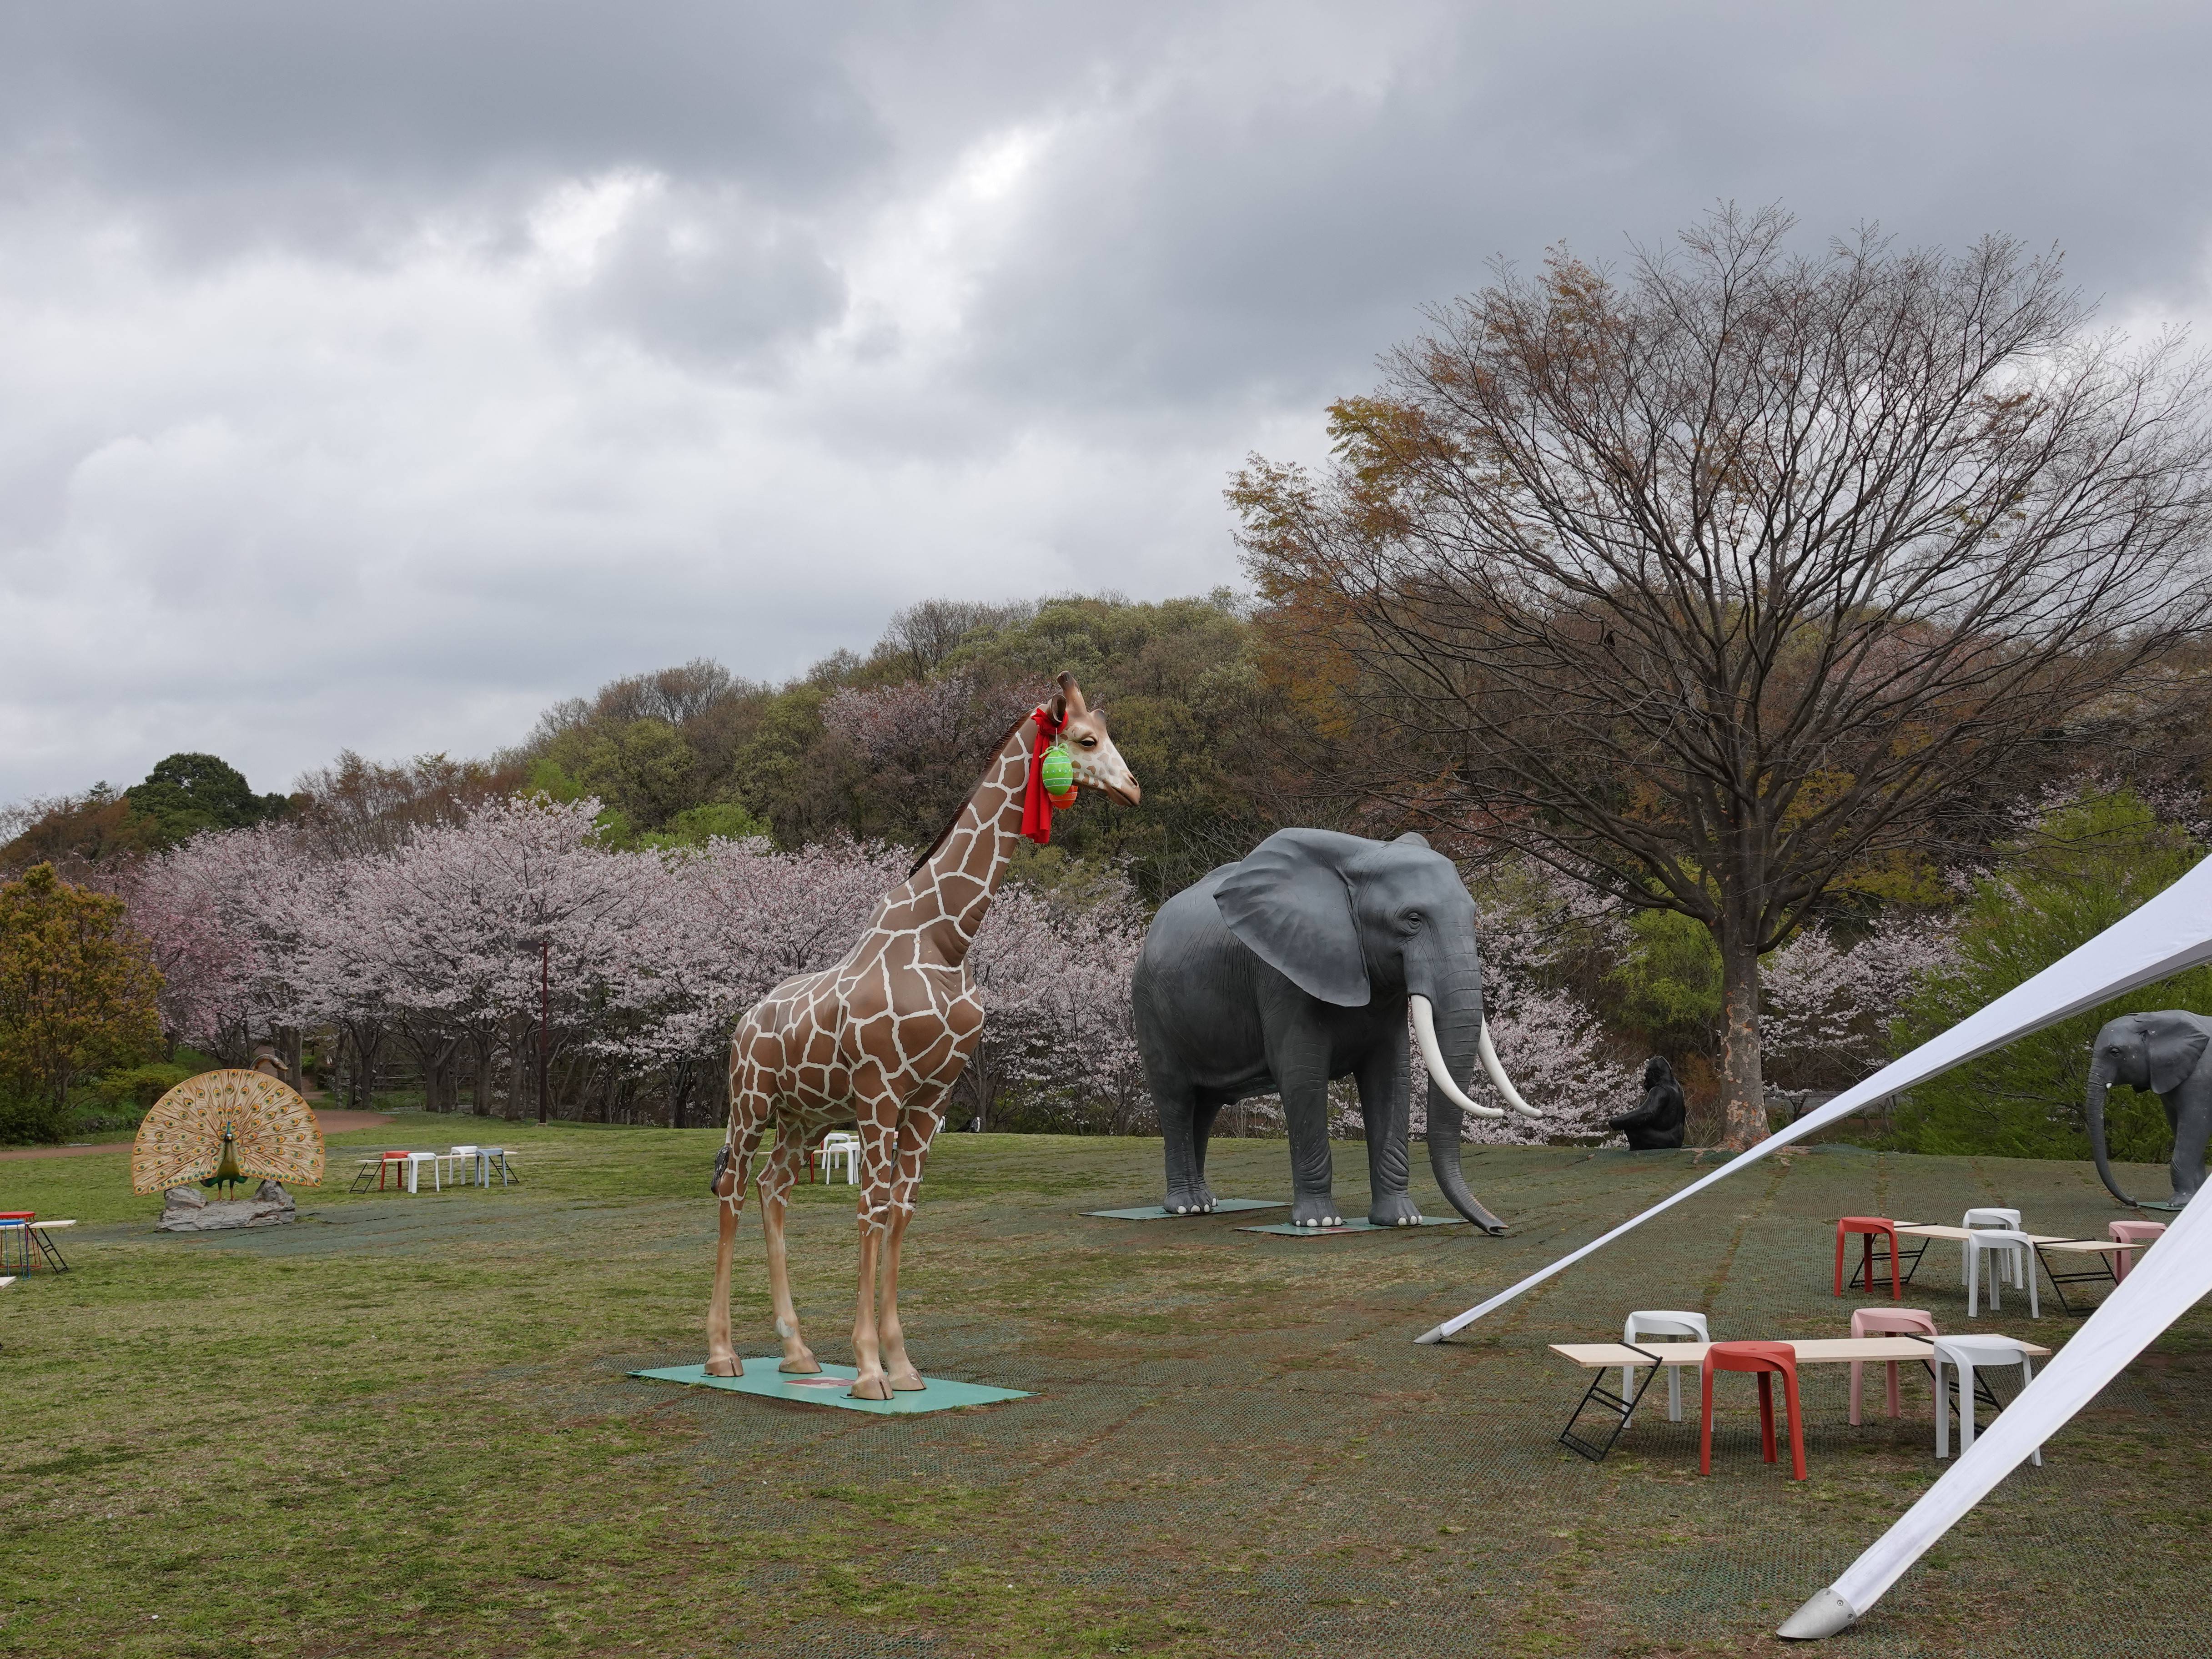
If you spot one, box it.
[1609,1057,1687,1151]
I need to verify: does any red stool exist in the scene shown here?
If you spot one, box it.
[1835,1216,1905,1298]
[1700,1341,1807,1481]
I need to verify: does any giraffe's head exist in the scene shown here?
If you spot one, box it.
[1050,671,1141,806]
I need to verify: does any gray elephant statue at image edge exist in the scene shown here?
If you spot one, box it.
[2086,1009,2212,1211]
[1131,828,1544,1232]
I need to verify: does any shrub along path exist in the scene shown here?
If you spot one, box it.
[2,1118,2205,1657]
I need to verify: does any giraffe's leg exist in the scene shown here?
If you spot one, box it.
[705,1123,764,1377]
[879,1205,925,1390]
[850,1221,890,1400]
[878,1092,946,1392]
[758,1130,819,1374]
[848,1093,900,1402]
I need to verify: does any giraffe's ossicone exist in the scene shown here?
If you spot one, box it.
[705,671,1140,1400]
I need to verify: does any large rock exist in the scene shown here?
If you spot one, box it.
[158,1179,297,1232]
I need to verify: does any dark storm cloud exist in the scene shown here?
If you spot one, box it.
[4,2,2211,801]
[0,1,889,202]
[961,4,2212,414]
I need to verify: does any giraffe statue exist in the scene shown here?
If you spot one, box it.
[706,671,1141,1398]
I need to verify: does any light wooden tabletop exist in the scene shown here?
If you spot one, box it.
[1550,1335,2052,1369]
[1890,1223,2136,1252]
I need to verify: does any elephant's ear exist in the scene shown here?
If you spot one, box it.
[1215,832,1370,1007]
[2147,1018,2211,1095]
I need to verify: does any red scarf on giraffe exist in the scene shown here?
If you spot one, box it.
[1021,705,1068,845]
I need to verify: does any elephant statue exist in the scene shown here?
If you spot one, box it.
[1130,828,1544,1232]
[2086,1009,2212,1211]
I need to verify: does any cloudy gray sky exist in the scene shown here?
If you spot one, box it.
[4,2,2210,802]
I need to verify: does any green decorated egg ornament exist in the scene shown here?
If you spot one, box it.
[1040,742,1075,797]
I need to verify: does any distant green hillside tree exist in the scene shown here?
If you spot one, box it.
[125,753,289,846]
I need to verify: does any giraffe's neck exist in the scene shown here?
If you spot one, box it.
[881,719,1037,967]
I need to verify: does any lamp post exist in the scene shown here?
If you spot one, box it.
[537,939,550,1125]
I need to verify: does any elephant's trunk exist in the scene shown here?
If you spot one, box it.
[2086,1063,2141,1207]
[1410,991,1510,1236]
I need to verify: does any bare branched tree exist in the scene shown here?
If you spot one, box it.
[1233,205,2212,1146]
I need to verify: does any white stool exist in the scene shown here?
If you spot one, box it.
[447,1146,482,1187]
[1964,1228,2038,1318]
[1622,1309,1710,1423]
[402,1152,442,1194]
[819,1132,860,1186]
[1962,1207,2026,1292]
[1933,1335,2042,1465]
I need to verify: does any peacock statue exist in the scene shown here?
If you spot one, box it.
[133,1070,325,1195]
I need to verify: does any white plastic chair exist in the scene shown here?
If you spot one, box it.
[1964,1228,2038,1318]
[402,1152,441,1194]
[819,1131,861,1186]
[446,1145,481,1187]
[1933,1335,2042,1465]
[1961,1207,2026,1292]
[1622,1310,1710,1423]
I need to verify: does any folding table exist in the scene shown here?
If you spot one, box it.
[1548,1334,2053,1463]
[1890,1225,2140,1315]
[0,1217,71,1274]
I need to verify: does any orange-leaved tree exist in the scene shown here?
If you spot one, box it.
[1233,206,2212,1148]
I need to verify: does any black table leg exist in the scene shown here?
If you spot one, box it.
[1560,1345,1668,1463]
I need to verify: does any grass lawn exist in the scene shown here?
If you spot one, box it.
[4,1118,2207,1657]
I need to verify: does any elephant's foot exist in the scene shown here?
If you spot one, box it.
[2141,1194,2194,1212]
[1290,1194,1345,1228]
[848,1368,893,1401]
[1368,1190,1424,1228]
[1163,1181,1216,1216]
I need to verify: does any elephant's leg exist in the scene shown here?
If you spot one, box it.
[1271,1029,1342,1228]
[2169,1085,2212,1206]
[1189,1096,1225,1212]
[1356,1031,1421,1227]
[1157,1076,1212,1215]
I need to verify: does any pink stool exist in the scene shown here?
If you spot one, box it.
[1848,1307,1938,1425]
[2108,1220,2165,1282]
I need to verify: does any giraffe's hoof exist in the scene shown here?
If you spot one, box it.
[847,1374,893,1402]
[889,1372,926,1393]
[705,1355,741,1378]
[778,1357,823,1375]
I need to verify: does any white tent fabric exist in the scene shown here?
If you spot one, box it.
[1414,852,2212,1347]
[1777,1179,2212,1636]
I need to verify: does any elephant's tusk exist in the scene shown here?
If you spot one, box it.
[1479,1021,1544,1118]
[1410,996,1506,1119]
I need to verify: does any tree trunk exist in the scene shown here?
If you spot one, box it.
[1716,931,1769,1151]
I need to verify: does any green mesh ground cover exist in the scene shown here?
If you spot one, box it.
[12,1123,2212,1657]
